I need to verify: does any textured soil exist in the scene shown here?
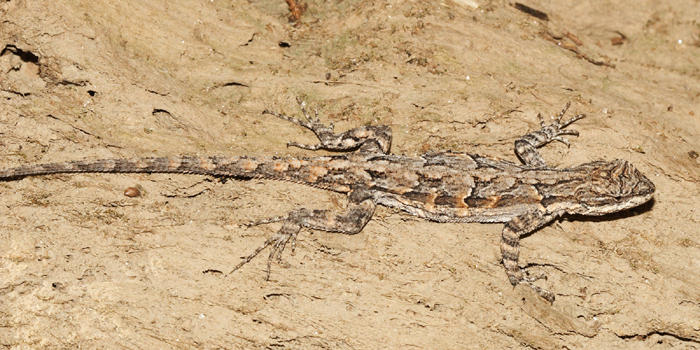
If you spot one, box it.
[1,1,698,349]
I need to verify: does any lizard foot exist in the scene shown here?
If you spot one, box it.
[263,98,392,154]
[534,101,586,147]
[262,98,336,151]
[521,280,555,303]
[229,219,301,280]
[514,102,586,168]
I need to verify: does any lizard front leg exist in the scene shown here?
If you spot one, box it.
[501,211,559,302]
[263,98,392,154]
[514,102,585,168]
[230,187,376,279]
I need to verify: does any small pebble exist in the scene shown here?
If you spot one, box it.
[124,187,141,197]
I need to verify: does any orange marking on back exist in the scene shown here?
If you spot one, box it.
[168,158,181,169]
[424,192,437,212]
[306,166,328,182]
[199,158,215,171]
[310,166,328,177]
[288,159,302,169]
[485,195,501,208]
[241,160,259,171]
[273,162,289,172]
[455,191,469,208]
[456,207,471,217]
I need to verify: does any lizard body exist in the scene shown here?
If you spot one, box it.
[0,100,655,302]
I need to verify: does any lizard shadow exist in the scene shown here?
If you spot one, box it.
[567,197,656,223]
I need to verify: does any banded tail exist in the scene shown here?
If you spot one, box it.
[0,155,353,192]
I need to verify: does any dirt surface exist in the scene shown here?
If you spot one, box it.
[1,0,698,348]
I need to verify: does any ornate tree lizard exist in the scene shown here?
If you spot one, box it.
[0,100,655,302]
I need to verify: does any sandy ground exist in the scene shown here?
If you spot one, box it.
[1,0,698,348]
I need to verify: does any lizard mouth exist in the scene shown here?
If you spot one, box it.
[581,191,654,216]
[620,190,654,209]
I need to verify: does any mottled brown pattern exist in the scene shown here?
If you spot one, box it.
[0,101,655,303]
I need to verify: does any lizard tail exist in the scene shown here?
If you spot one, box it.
[0,155,352,192]
[0,156,237,178]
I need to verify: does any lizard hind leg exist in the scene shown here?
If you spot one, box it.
[262,97,392,154]
[229,188,377,280]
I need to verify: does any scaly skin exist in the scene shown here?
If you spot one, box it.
[0,100,655,302]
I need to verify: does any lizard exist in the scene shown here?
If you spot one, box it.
[0,99,655,302]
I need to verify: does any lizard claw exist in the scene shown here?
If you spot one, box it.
[241,215,288,228]
[296,97,332,128]
[523,281,555,303]
[286,141,323,151]
[230,220,301,280]
[523,271,548,283]
[537,113,546,128]
[551,136,571,147]
[539,102,585,145]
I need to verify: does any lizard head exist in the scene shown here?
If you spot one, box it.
[568,159,655,215]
